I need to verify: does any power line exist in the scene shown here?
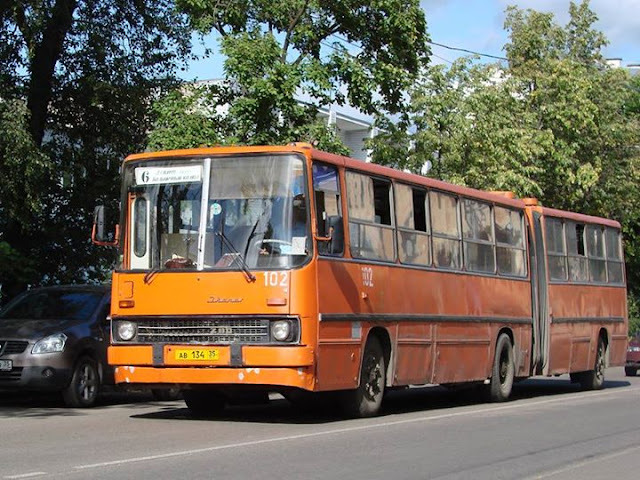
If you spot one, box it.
[325,32,507,63]
[428,41,507,61]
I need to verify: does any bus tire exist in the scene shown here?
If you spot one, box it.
[183,389,226,416]
[487,334,515,402]
[625,367,637,377]
[577,338,606,390]
[342,336,386,418]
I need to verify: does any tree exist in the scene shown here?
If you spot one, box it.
[0,0,192,300]
[370,1,640,328]
[149,0,430,151]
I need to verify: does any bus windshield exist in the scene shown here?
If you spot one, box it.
[123,154,309,271]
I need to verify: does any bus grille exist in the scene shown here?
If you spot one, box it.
[136,318,271,344]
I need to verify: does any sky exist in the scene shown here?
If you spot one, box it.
[181,0,640,81]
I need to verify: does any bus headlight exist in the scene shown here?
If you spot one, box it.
[271,320,292,342]
[116,321,137,341]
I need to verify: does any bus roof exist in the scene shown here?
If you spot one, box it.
[125,144,620,228]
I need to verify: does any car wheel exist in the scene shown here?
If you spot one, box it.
[62,356,100,408]
[625,366,637,377]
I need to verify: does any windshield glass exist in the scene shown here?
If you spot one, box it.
[123,154,310,271]
[0,290,104,321]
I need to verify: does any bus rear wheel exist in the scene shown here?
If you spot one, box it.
[342,336,386,418]
[487,334,515,402]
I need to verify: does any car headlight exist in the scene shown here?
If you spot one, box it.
[271,320,292,342]
[116,321,137,341]
[628,346,640,353]
[32,333,68,354]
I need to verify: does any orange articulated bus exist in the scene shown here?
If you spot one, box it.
[94,143,628,417]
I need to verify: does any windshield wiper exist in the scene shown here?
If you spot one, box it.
[216,232,256,283]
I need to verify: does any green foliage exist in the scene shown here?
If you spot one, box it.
[148,85,227,150]
[628,294,640,337]
[160,0,430,149]
[0,1,192,299]
[371,0,640,300]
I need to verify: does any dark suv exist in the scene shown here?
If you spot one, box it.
[0,285,112,407]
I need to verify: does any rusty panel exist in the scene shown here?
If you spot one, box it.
[316,342,361,391]
[549,324,571,374]
[548,284,627,320]
[610,334,628,366]
[394,341,433,385]
[547,283,628,374]
[569,338,592,372]
[316,260,533,320]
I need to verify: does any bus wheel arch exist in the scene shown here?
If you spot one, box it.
[367,327,392,387]
[342,328,390,417]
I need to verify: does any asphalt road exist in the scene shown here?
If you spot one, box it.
[1,367,640,480]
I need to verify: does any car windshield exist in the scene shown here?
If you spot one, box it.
[122,154,310,271]
[0,290,104,321]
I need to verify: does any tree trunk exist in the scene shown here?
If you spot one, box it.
[26,0,78,146]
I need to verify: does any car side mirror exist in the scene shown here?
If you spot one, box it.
[92,205,119,247]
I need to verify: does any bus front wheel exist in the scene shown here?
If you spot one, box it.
[342,336,386,418]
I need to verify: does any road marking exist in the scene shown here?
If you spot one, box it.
[74,385,640,471]
[4,473,47,479]
[526,444,640,479]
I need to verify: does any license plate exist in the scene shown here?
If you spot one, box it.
[0,359,12,371]
[174,348,220,361]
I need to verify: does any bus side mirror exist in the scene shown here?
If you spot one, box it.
[92,205,119,247]
[325,215,344,254]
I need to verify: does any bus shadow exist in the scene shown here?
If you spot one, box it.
[130,376,633,425]
[0,389,175,419]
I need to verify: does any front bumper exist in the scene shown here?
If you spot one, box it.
[0,364,72,390]
[109,344,316,390]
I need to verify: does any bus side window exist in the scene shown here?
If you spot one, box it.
[586,225,606,283]
[313,163,343,255]
[429,191,461,270]
[461,198,495,274]
[605,227,624,284]
[545,217,567,281]
[346,172,395,262]
[494,207,527,277]
[396,183,431,266]
[567,221,588,282]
